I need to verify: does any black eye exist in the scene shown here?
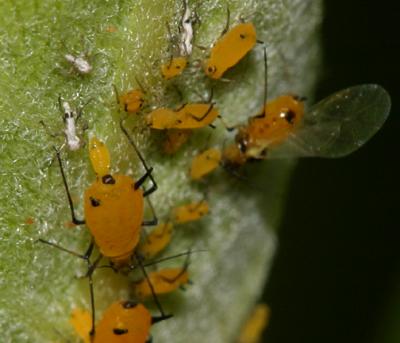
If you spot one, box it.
[240,33,245,39]
[123,301,138,309]
[90,197,101,207]
[102,174,115,184]
[283,110,296,124]
[208,66,216,74]
[113,328,128,335]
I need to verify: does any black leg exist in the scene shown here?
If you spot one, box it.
[142,197,158,226]
[54,148,85,225]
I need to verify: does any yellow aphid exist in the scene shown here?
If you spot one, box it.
[147,103,218,130]
[70,308,91,343]
[173,200,209,224]
[163,129,193,154]
[204,23,256,79]
[235,95,305,160]
[137,222,174,259]
[84,174,144,261]
[237,304,270,343]
[89,137,111,177]
[190,148,222,180]
[118,89,145,114]
[134,268,190,298]
[161,57,188,80]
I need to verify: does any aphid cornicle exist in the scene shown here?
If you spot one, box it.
[204,8,257,79]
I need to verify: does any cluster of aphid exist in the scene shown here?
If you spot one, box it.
[38,1,391,342]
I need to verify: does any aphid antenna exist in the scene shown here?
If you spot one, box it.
[134,75,146,94]
[135,249,208,269]
[53,147,85,225]
[134,252,169,318]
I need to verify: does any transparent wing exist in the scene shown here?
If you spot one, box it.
[268,84,391,158]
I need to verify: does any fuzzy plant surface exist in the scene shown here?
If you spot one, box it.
[0,0,321,342]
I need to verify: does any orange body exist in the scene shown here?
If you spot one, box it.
[147,103,218,130]
[134,268,190,298]
[237,304,270,343]
[70,308,91,343]
[137,222,173,259]
[161,57,188,80]
[84,174,144,261]
[190,148,222,180]
[204,23,256,79]
[173,200,209,224]
[94,301,151,343]
[163,129,192,154]
[118,89,145,114]
[223,95,304,165]
[89,138,111,177]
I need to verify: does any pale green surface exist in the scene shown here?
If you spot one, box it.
[0,1,321,342]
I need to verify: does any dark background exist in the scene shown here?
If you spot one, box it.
[262,1,400,342]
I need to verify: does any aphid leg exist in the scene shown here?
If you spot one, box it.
[134,75,146,94]
[142,249,207,268]
[158,249,191,284]
[142,197,158,226]
[217,115,237,132]
[220,6,231,37]
[39,120,62,138]
[37,238,99,336]
[134,252,171,318]
[54,147,85,225]
[189,102,215,122]
[120,118,158,196]
[76,98,92,123]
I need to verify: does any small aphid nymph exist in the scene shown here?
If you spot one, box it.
[60,100,81,151]
[179,0,194,56]
[65,53,92,74]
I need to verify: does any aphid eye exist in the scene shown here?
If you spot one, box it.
[123,301,138,309]
[239,141,247,153]
[283,110,296,124]
[240,33,245,39]
[113,328,128,335]
[102,174,116,184]
[176,65,181,69]
[207,66,216,74]
[90,197,101,207]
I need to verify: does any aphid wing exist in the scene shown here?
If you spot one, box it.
[269,84,391,158]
